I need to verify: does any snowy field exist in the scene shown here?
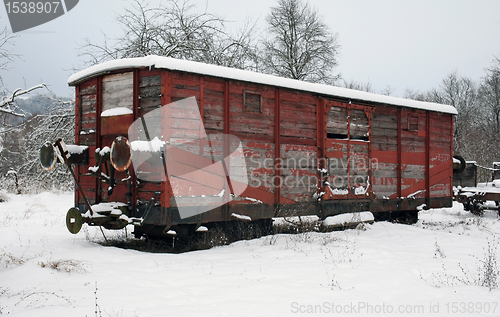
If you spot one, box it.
[1,192,500,316]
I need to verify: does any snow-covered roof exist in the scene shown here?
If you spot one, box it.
[68,56,457,115]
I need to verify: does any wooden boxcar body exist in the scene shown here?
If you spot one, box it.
[67,56,457,237]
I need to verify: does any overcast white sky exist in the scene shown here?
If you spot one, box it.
[1,0,499,98]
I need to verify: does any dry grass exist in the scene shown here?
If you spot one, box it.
[38,259,88,273]
[426,239,499,291]
[0,250,25,267]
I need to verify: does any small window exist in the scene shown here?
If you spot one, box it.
[102,72,133,112]
[326,106,348,139]
[408,114,419,131]
[243,91,262,113]
[349,109,369,141]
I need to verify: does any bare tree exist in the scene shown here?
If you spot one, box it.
[262,0,340,84]
[480,57,500,135]
[0,18,48,117]
[0,23,18,71]
[341,79,374,93]
[79,0,258,70]
[427,71,480,155]
[423,71,499,181]
[403,88,428,102]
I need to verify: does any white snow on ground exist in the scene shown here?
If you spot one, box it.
[1,193,500,316]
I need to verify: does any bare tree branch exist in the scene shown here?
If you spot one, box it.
[0,24,19,71]
[78,0,258,70]
[0,84,47,117]
[262,0,340,84]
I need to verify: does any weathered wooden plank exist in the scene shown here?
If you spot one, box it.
[372,112,397,123]
[81,94,96,103]
[103,72,133,85]
[79,134,96,146]
[172,88,201,101]
[372,184,397,197]
[139,86,162,99]
[81,123,96,132]
[231,122,275,135]
[372,127,398,137]
[139,75,161,87]
[137,182,162,192]
[81,112,96,122]
[401,170,425,179]
[203,120,224,131]
[280,128,316,139]
[80,84,97,95]
[102,88,133,111]
[372,135,398,145]
[139,97,162,114]
[373,169,398,179]
[280,89,317,104]
[172,71,202,83]
[230,132,274,143]
[371,120,397,129]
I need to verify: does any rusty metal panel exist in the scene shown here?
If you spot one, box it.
[101,113,134,136]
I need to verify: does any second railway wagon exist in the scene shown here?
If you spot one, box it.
[45,55,457,238]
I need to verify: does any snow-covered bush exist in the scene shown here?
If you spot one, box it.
[0,190,8,202]
[0,95,74,193]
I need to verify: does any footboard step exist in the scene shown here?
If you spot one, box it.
[323,212,374,229]
[231,213,252,222]
[196,226,208,232]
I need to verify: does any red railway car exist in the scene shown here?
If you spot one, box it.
[44,56,457,238]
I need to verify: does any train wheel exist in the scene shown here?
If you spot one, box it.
[470,201,484,216]
[463,201,472,212]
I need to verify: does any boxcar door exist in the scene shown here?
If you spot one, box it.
[323,100,373,199]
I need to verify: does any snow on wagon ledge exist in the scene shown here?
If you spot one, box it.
[101,107,133,117]
[68,55,457,115]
